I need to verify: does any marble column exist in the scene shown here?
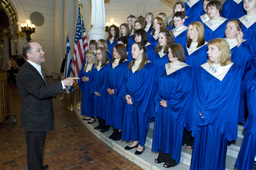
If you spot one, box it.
[88,0,106,41]
[54,0,64,73]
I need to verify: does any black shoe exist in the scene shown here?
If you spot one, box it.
[124,144,138,150]
[109,130,117,139]
[135,147,144,155]
[94,125,101,130]
[113,131,121,141]
[163,162,171,168]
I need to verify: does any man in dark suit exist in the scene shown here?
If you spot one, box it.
[17,41,78,170]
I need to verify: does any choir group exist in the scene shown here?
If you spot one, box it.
[78,0,256,169]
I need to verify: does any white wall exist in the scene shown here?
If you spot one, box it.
[105,0,173,26]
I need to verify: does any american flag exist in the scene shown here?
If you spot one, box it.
[72,6,89,77]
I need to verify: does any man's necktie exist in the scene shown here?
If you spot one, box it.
[41,68,48,85]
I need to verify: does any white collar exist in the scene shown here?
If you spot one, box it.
[145,42,151,46]
[200,13,210,23]
[225,38,246,49]
[132,59,142,73]
[172,26,187,37]
[187,0,200,7]
[112,58,120,68]
[97,61,102,71]
[165,61,188,75]
[233,0,242,4]
[239,14,256,28]
[86,63,93,72]
[27,60,43,78]
[201,62,233,81]
[205,17,227,31]
[158,47,166,58]
[187,42,207,55]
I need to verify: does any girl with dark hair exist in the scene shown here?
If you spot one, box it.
[152,43,193,168]
[107,25,119,54]
[127,29,155,61]
[105,44,129,141]
[152,30,175,70]
[121,42,155,155]
[90,47,110,132]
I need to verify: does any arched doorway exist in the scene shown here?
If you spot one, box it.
[0,0,18,69]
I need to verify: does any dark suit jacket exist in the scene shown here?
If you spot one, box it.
[17,62,64,132]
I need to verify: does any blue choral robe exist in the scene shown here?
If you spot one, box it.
[147,33,158,48]
[185,0,204,21]
[107,50,112,61]
[78,65,93,117]
[228,40,252,123]
[203,18,228,41]
[107,39,118,55]
[90,63,109,119]
[235,78,256,170]
[184,44,208,71]
[151,52,169,71]
[221,0,245,19]
[191,63,242,170]
[121,62,155,147]
[152,64,193,163]
[172,28,188,48]
[105,60,129,129]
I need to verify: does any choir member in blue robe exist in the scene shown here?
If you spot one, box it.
[239,0,256,66]
[144,12,154,33]
[90,47,110,132]
[78,52,96,123]
[127,29,155,62]
[203,1,228,41]
[151,30,175,71]
[185,0,204,21]
[119,23,130,49]
[225,19,253,123]
[167,2,194,30]
[190,38,242,170]
[195,0,210,24]
[152,43,193,168]
[185,22,208,71]
[98,39,112,61]
[121,42,155,155]
[235,78,256,170]
[106,25,119,54]
[105,44,129,141]
[147,17,165,48]
[127,20,144,53]
[221,0,245,19]
[171,12,188,48]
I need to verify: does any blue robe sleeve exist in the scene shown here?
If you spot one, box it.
[166,67,193,130]
[132,63,156,118]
